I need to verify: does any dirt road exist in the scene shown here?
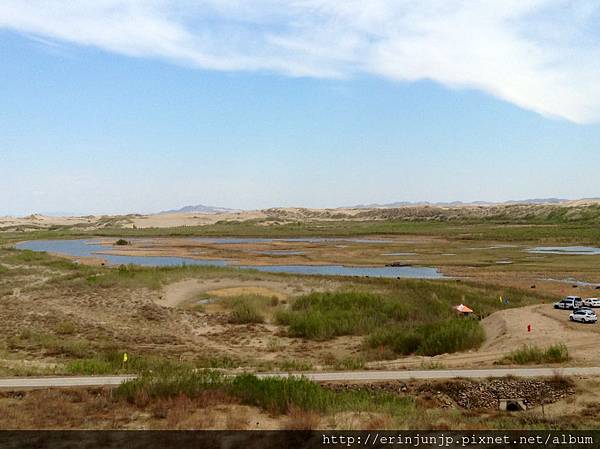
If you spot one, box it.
[2,366,600,390]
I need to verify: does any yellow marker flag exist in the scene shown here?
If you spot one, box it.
[499,296,503,303]
[123,352,128,363]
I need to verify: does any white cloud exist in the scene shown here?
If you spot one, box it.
[1,0,599,122]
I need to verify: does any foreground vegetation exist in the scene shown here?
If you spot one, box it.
[2,371,598,430]
[116,367,414,416]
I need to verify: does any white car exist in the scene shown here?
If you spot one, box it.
[570,309,598,323]
[554,296,582,310]
[583,298,600,307]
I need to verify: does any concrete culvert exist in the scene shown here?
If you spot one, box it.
[499,399,527,412]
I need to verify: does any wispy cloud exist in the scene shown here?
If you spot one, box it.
[1,0,599,122]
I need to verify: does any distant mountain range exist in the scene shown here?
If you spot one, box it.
[157,198,600,215]
[353,198,571,208]
[158,204,237,214]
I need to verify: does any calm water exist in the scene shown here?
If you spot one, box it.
[528,246,600,255]
[251,250,306,255]
[16,239,228,267]
[382,252,417,256]
[15,239,445,279]
[194,237,392,244]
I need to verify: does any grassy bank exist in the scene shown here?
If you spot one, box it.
[115,368,415,416]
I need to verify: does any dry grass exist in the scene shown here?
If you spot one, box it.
[548,370,575,389]
[285,406,321,430]
[363,414,395,430]
[165,395,194,429]
[226,407,250,430]
[0,388,127,429]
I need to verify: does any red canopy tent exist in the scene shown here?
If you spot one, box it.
[454,303,474,316]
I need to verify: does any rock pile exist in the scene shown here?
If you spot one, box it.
[419,378,575,409]
[322,378,575,410]
[322,381,409,395]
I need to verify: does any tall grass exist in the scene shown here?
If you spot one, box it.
[228,300,264,324]
[500,344,569,365]
[277,283,542,342]
[417,319,486,356]
[115,368,415,415]
[115,369,225,404]
[223,295,272,324]
[276,291,411,340]
[366,319,485,357]
[276,289,487,357]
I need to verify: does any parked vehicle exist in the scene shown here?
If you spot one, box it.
[554,299,570,309]
[577,307,597,315]
[570,309,598,323]
[583,298,600,307]
[554,296,582,310]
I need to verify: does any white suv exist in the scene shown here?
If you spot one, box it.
[583,298,600,308]
[554,296,582,310]
[570,309,598,323]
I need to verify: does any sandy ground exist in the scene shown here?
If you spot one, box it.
[0,214,98,229]
[130,211,269,229]
[159,278,321,308]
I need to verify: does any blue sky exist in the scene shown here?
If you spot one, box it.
[1,1,600,215]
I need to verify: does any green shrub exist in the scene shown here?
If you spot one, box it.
[229,300,264,324]
[417,319,485,356]
[366,328,423,356]
[115,368,225,404]
[333,356,365,370]
[544,343,570,363]
[276,291,410,340]
[276,359,313,372]
[66,359,115,375]
[366,319,485,357]
[501,344,569,365]
[114,239,130,246]
[230,374,327,413]
[55,320,77,335]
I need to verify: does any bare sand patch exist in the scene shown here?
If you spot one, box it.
[159,278,317,308]
[206,286,287,300]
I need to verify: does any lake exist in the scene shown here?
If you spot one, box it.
[527,246,600,255]
[15,239,445,279]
